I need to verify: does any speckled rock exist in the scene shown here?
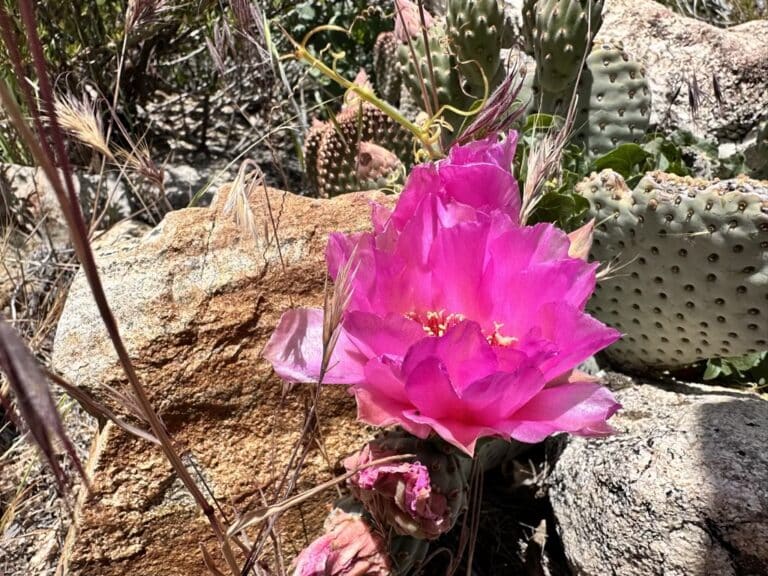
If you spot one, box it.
[550,376,768,576]
[52,187,393,575]
[597,0,768,148]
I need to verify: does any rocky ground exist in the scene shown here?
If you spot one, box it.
[2,0,767,574]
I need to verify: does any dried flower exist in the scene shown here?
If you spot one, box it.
[291,507,391,576]
[344,432,471,540]
[265,133,620,455]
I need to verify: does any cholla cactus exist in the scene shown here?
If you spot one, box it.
[345,430,472,540]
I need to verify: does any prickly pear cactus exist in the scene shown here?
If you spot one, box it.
[398,28,472,136]
[532,0,603,92]
[374,32,402,104]
[521,0,537,54]
[303,93,413,197]
[578,170,768,372]
[446,0,506,98]
[573,42,652,157]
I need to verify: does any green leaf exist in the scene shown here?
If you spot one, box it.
[529,191,590,231]
[703,352,768,384]
[590,144,652,180]
[522,113,561,134]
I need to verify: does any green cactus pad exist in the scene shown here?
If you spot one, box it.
[446,0,505,98]
[573,42,652,157]
[398,28,472,137]
[578,169,768,372]
[374,32,402,104]
[522,0,538,55]
[533,0,603,92]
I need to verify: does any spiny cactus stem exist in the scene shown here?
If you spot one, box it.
[289,27,442,159]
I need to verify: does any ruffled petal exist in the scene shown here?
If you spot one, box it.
[391,164,441,230]
[448,131,517,170]
[426,217,493,321]
[516,303,621,382]
[343,311,426,359]
[438,163,519,225]
[404,409,496,456]
[506,382,621,443]
[353,357,430,436]
[262,308,367,384]
[402,322,498,392]
[487,260,599,336]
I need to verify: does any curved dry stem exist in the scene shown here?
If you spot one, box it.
[282,23,443,159]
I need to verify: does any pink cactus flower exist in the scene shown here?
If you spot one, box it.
[292,507,391,576]
[265,133,621,455]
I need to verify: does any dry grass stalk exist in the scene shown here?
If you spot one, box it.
[0,2,241,572]
[226,453,416,537]
[223,160,265,243]
[53,93,113,159]
[321,246,358,377]
[125,0,171,35]
[0,318,87,493]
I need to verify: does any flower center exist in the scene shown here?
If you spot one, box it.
[406,310,517,347]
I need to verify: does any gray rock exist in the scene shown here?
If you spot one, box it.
[0,162,236,234]
[549,376,768,576]
[503,0,768,158]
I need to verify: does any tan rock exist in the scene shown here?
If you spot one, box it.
[53,187,394,575]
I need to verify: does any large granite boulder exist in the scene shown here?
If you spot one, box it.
[599,0,768,155]
[52,187,392,575]
[549,376,768,575]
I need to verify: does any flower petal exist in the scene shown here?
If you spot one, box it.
[263,308,367,384]
[507,381,621,443]
[402,321,498,392]
[517,302,621,382]
[344,311,425,359]
[353,357,430,435]
[448,131,518,170]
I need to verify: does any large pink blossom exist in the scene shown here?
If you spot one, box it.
[265,133,621,455]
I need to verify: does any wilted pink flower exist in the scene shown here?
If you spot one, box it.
[394,0,433,42]
[292,507,391,576]
[265,133,621,455]
[344,435,469,540]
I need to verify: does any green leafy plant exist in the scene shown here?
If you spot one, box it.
[703,352,768,386]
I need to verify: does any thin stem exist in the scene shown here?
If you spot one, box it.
[287,27,442,159]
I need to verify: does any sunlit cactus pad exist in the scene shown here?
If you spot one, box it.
[574,42,652,157]
[578,170,768,371]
